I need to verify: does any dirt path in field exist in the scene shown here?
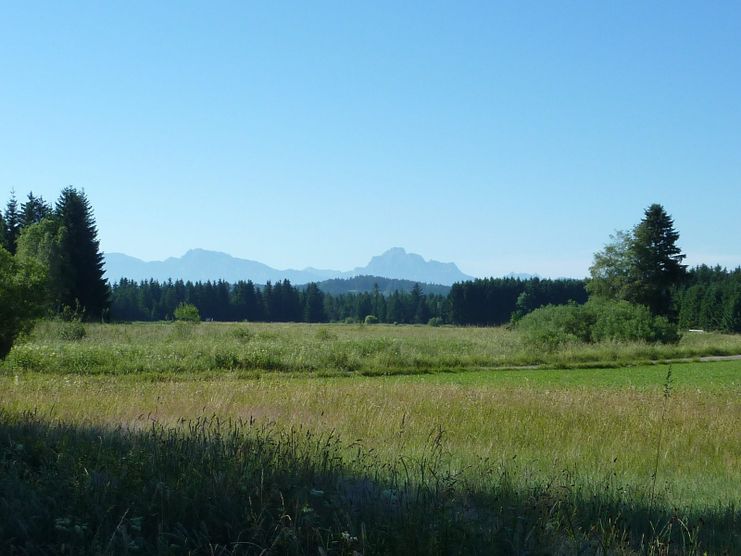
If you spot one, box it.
[610,353,741,366]
[697,354,741,362]
[492,353,741,372]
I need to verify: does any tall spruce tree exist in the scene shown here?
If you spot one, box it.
[20,192,52,228]
[628,204,686,317]
[303,282,326,323]
[4,191,21,254]
[55,187,110,319]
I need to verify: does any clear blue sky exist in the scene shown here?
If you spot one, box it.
[2,1,739,278]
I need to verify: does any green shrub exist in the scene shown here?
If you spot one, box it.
[649,315,681,344]
[591,299,680,344]
[517,299,680,350]
[589,299,679,343]
[427,317,444,327]
[231,327,254,342]
[516,302,591,349]
[57,320,87,341]
[173,303,200,323]
[364,315,379,325]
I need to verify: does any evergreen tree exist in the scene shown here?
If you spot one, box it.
[356,292,373,321]
[245,281,262,321]
[55,187,110,319]
[262,282,273,321]
[4,191,21,254]
[386,291,402,323]
[627,204,686,317]
[723,287,741,333]
[271,280,284,321]
[161,279,177,318]
[410,283,429,323]
[232,280,260,321]
[20,192,52,228]
[303,283,326,323]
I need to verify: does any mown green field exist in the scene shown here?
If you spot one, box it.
[1,322,740,554]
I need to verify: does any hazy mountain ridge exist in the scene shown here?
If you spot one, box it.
[104,247,474,286]
[350,247,468,285]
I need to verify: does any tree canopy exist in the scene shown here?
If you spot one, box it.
[0,246,48,358]
[16,218,69,312]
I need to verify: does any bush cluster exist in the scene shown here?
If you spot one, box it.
[517,299,680,350]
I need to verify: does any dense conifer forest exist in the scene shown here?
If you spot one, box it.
[108,276,588,325]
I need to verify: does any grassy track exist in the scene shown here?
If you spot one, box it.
[1,322,740,553]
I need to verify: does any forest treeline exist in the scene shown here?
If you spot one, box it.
[676,265,741,332]
[110,276,592,325]
[108,271,741,331]
[109,270,740,331]
[112,279,447,324]
[449,278,588,325]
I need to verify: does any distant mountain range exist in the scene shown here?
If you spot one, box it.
[104,247,475,287]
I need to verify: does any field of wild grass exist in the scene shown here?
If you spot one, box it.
[3,320,741,376]
[1,322,740,553]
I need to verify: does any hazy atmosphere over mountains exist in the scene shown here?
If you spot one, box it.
[104,247,476,286]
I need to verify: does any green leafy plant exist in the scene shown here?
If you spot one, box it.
[173,303,200,323]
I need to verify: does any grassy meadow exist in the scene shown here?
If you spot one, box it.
[1,322,740,554]
[4,320,741,376]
